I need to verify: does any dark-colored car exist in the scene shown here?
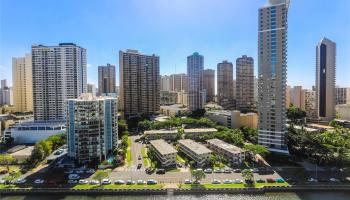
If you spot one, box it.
[137,163,142,169]
[256,178,265,183]
[156,169,166,174]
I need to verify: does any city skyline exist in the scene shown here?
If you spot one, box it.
[1,0,349,89]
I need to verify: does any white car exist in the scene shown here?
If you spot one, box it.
[34,179,44,184]
[114,180,125,185]
[101,179,111,185]
[212,179,221,184]
[75,169,84,174]
[234,179,243,184]
[90,179,100,185]
[68,180,78,184]
[223,179,232,184]
[204,168,212,173]
[68,174,80,180]
[147,179,157,185]
[79,179,89,184]
[329,178,340,182]
[137,179,146,185]
[86,169,96,174]
[184,179,192,184]
[15,179,26,184]
[308,178,318,182]
[65,169,74,174]
[0,180,6,184]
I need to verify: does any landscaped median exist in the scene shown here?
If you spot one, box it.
[141,145,151,167]
[126,137,132,167]
[179,182,290,189]
[73,184,164,189]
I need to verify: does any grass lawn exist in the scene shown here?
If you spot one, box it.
[0,165,21,172]
[126,137,132,167]
[0,184,32,189]
[167,168,181,172]
[141,145,151,168]
[176,154,186,164]
[180,182,289,189]
[73,184,164,189]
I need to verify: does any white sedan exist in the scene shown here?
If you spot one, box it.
[34,179,44,184]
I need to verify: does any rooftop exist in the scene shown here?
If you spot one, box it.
[178,139,212,155]
[149,139,177,155]
[144,129,178,135]
[184,128,217,133]
[69,93,117,101]
[207,139,245,154]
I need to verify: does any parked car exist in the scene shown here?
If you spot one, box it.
[138,155,142,160]
[126,180,135,185]
[137,179,146,185]
[329,178,340,182]
[15,179,26,184]
[184,179,192,184]
[156,169,166,174]
[233,179,243,184]
[213,169,222,173]
[34,179,44,184]
[256,178,265,183]
[67,180,78,184]
[307,178,318,183]
[276,178,285,183]
[68,174,80,180]
[78,179,89,184]
[193,180,201,184]
[0,179,6,184]
[252,168,259,173]
[147,179,157,185]
[177,163,182,168]
[266,178,276,183]
[90,180,100,185]
[245,179,254,184]
[0,169,8,174]
[101,179,111,185]
[114,180,125,185]
[233,169,241,173]
[204,168,212,173]
[145,167,155,174]
[75,169,84,174]
[223,179,232,184]
[223,168,232,173]
[65,169,74,174]
[86,169,96,174]
[212,179,221,184]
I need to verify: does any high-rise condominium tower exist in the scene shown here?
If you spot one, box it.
[203,69,215,102]
[236,55,254,112]
[170,73,188,92]
[187,52,204,111]
[87,83,97,96]
[12,54,33,112]
[217,60,234,109]
[67,94,118,164]
[32,43,87,121]
[160,75,171,91]
[335,87,350,105]
[119,49,160,118]
[98,63,116,95]
[315,38,336,121]
[258,0,289,154]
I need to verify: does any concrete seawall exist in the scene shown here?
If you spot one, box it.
[1,185,350,196]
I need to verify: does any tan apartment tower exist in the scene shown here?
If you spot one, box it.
[258,0,290,154]
[12,54,33,112]
[236,55,254,112]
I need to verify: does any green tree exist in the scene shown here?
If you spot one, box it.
[30,143,45,165]
[241,169,254,183]
[287,105,306,124]
[4,171,22,182]
[93,170,109,185]
[0,154,15,172]
[38,140,53,157]
[208,154,217,167]
[191,169,206,182]
[241,127,258,144]
[244,144,269,157]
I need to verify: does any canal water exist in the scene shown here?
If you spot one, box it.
[1,192,350,200]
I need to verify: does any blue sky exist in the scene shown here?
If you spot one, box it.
[1,0,349,89]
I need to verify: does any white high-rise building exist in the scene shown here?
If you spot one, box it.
[187,52,204,111]
[160,75,171,91]
[258,0,290,154]
[32,43,87,121]
[67,94,118,164]
[315,38,336,122]
[87,83,97,97]
[335,87,350,105]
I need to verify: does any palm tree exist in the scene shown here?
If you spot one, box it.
[241,169,254,184]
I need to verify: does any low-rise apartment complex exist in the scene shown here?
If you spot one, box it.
[148,139,177,168]
[184,128,218,140]
[144,129,178,141]
[178,139,212,167]
[206,110,257,129]
[206,139,245,166]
